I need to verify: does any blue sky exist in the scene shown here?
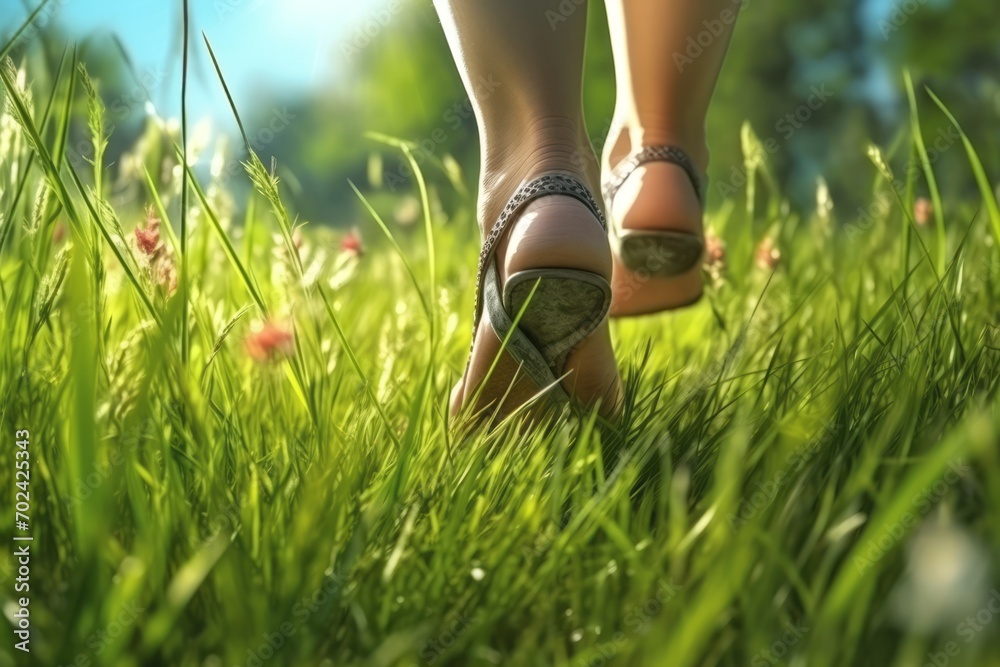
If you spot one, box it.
[2,0,383,121]
[4,0,942,133]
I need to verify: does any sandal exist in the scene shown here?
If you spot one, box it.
[603,145,707,278]
[465,173,612,409]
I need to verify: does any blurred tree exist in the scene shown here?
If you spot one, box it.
[254,1,468,225]
[12,0,995,226]
[878,0,1000,197]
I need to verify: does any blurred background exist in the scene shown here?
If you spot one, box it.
[2,0,998,226]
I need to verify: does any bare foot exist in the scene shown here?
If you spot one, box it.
[602,124,707,317]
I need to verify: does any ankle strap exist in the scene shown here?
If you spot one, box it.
[472,173,605,331]
[603,145,706,204]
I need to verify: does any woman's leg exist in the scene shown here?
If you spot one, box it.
[434,0,622,419]
[603,0,740,315]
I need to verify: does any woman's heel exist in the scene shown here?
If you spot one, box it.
[489,268,611,403]
[462,172,619,413]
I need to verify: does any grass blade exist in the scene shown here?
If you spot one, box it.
[179,0,192,363]
[0,0,52,62]
[904,71,946,271]
[926,87,1000,246]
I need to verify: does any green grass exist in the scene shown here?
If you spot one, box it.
[3,45,1000,667]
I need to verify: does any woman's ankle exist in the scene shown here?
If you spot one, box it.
[478,115,602,233]
[603,114,710,174]
[600,115,708,235]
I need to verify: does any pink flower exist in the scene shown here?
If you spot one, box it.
[340,229,363,257]
[135,209,161,255]
[134,207,176,294]
[756,237,781,270]
[245,321,295,362]
[704,231,726,269]
[703,230,727,286]
[914,197,933,226]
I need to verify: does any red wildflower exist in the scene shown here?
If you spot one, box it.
[703,230,727,286]
[135,209,161,255]
[914,197,933,226]
[133,207,176,294]
[245,321,295,362]
[756,237,781,270]
[340,229,363,257]
[704,231,726,268]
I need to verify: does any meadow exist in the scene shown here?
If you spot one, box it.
[2,10,1000,667]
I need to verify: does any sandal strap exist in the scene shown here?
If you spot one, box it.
[603,145,706,205]
[471,174,605,334]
